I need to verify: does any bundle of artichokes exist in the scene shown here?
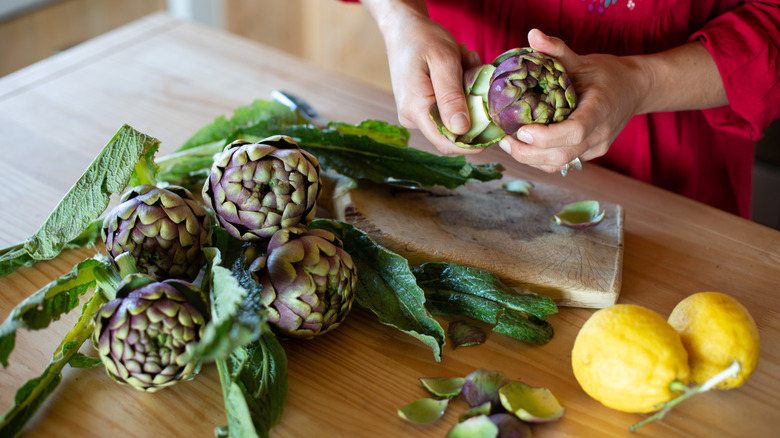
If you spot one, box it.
[102,184,212,282]
[202,134,357,338]
[246,227,357,339]
[431,48,577,149]
[202,135,322,241]
[93,274,206,392]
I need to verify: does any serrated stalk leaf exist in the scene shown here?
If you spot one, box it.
[412,262,558,320]
[0,219,104,280]
[215,331,288,438]
[187,244,267,361]
[162,99,502,191]
[23,125,159,261]
[411,262,557,345]
[67,353,103,369]
[178,99,301,151]
[310,219,445,361]
[0,291,107,437]
[0,245,32,279]
[0,258,109,367]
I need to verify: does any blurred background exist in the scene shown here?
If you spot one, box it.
[1,0,778,230]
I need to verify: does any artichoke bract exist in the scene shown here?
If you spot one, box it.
[93,274,206,392]
[431,48,577,149]
[102,185,212,282]
[203,135,322,241]
[248,227,357,339]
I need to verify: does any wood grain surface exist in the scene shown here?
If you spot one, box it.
[335,179,624,308]
[1,13,779,438]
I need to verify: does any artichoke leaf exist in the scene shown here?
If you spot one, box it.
[420,377,466,398]
[179,99,302,151]
[412,262,556,345]
[447,415,499,438]
[552,200,605,229]
[0,292,107,437]
[24,125,160,261]
[167,99,503,190]
[398,398,449,424]
[0,257,111,367]
[411,262,557,320]
[187,242,268,361]
[215,330,288,438]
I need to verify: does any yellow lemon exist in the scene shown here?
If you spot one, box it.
[668,292,760,389]
[571,304,690,413]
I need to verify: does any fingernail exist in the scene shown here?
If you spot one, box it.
[449,113,470,134]
[498,138,512,155]
[517,129,533,144]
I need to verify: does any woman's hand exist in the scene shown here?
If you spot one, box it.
[363,0,483,155]
[498,29,651,173]
[499,28,726,173]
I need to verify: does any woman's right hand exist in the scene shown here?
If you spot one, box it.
[363,0,483,155]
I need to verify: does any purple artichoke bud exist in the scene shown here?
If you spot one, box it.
[429,48,577,149]
[248,227,357,339]
[93,274,206,392]
[488,48,577,134]
[102,185,212,282]
[202,135,322,241]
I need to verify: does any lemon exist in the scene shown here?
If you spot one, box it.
[571,304,690,413]
[668,292,760,389]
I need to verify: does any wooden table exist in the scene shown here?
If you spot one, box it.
[1,12,779,438]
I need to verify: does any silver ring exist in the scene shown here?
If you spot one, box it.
[561,157,582,177]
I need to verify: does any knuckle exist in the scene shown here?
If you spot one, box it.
[436,90,465,109]
[565,122,587,145]
[552,149,573,167]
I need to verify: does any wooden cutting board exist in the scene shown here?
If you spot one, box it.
[332,177,624,308]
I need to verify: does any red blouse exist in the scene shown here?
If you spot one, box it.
[345,1,780,217]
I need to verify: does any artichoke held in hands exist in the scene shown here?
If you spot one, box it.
[93,274,207,392]
[102,185,212,282]
[431,48,577,149]
[247,227,357,339]
[203,135,322,241]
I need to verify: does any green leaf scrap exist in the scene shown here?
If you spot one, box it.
[310,219,445,362]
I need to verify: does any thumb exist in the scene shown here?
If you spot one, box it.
[528,29,578,67]
[429,60,471,136]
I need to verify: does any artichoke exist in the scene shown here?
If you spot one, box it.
[102,184,212,282]
[203,135,322,241]
[93,274,207,392]
[247,227,357,339]
[431,48,577,149]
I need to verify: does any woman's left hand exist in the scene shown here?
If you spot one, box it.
[498,29,652,173]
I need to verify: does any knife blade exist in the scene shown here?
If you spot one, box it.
[270,90,329,128]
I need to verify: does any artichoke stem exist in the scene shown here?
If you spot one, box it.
[114,252,140,278]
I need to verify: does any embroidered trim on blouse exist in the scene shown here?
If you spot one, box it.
[582,0,636,15]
